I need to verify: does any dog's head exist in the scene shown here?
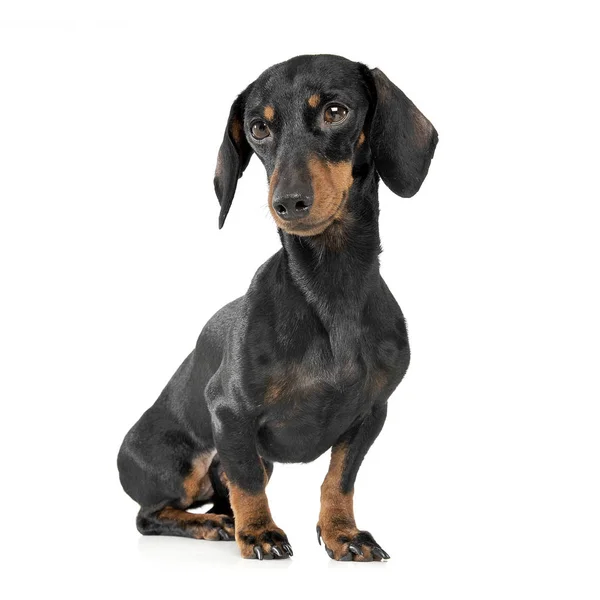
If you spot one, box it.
[214,54,437,234]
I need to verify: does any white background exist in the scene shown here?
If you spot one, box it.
[1,1,599,598]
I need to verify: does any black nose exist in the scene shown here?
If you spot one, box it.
[273,194,313,221]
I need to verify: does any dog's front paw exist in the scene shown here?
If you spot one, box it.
[316,523,389,562]
[236,524,293,560]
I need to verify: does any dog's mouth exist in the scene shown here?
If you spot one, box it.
[268,159,354,237]
[276,214,337,236]
[271,189,350,237]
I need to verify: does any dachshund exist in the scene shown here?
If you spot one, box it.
[118,54,438,561]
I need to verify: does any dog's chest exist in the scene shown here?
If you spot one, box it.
[250,301,408,463]
[255,349,385,463]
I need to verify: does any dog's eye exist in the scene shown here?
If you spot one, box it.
[251,121,270,140]
[324,104,348,124]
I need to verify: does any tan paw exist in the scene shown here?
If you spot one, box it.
[193,513,235,541]
[316,523,390,562]
[236,522,293,560]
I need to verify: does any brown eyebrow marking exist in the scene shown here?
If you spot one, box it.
[357,131,366,147]
[264,105,275,121]
[308,94,320,108]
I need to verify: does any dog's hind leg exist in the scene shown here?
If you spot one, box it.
[118,420,236,541]
[136,505,235,540]
[134,452,235,541]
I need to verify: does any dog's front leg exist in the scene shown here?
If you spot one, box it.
[317,402,391,561]
[213,410,292,560]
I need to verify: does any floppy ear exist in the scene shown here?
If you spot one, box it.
[214,87,254,228]
[364,67,438,197]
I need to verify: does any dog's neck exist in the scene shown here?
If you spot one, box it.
[279,164,381,354]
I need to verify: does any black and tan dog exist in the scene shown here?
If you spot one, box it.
[118,54,437,561]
